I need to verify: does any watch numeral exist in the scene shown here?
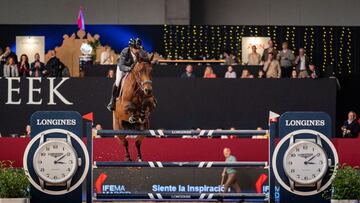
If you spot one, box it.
[290,153,296,157]
[312,174,316,178]
[46,174,50,177]
[69,160,73,164]
[290,169,295,173]
[62,173,66,177]
[53,176,58,180]
[62,147,65,151]
[38,160,42,164]
[53,145,58,149]
[40,168,44,172]
[295,148,300,152]
[312,148,315,151]
[296,174,300,179]
[317,168,321,172]
[40,153,46,156]
[319,160,323,165]
[303,145,308,150]
[288,161,293,165]
[304,176,308,180]
[46,147,50,151]
[317,153,321,157]
[67,168,71,172]
[66,152,71,156]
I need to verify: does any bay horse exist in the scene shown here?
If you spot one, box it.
[113,50,156,162]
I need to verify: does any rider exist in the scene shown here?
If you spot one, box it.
[107,38,142,111]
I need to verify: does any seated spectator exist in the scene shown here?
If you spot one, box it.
[107,69,115,78]
[203,66,216,78]
[247,45,261,65]
[240,69,250,78]
[181,64,196,78]
[225,66,236,78]
[30,53,45,77]
[308,64,320,79]
[295,48,310,78]
[100,45,114,65]
[257,70,265,78]
[24,125,31,137]
[3,57,18,77]
[4,46,18,64]
[95,123,103,131]
[341,111,360,138]
[0,48,5,65]
[277,41,295,78]
[46,50,65,77]
[18,54,30,77]
[291,70,298,78]
[263,52,281,78]
[252,127,267,139]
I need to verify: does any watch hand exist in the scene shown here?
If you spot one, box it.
[304,161,316,164]
[306,154,317,162]
[55,161,66,164]
[54,154,66,163]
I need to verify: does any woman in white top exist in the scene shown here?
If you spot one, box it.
[3,57,18,77]
[224,65,237,78]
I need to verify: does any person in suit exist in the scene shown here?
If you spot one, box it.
[30,53,45,77]
[294,48,310,78]
[341,111,360,138]
[247,45,261,65]
[45,50,65,77]
[107,38,142,111]
[277,41,295,78]
[263,52,281,78]
[261,40,278,63]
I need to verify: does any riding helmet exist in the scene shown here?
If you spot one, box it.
[128,38,142,49]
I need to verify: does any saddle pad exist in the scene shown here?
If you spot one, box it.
[118,72,129,99]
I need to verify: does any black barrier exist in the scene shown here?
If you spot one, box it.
[0,78,336,136]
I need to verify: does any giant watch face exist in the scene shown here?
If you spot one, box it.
[33,140,78,184]
[283,141,328,185]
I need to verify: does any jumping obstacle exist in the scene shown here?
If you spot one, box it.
[94,161,268,168]
[97,129,268,138]
[85,120,277,203]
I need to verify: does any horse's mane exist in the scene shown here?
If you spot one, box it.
[136,49,151,63]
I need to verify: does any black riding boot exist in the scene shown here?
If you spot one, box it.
[107,83,119,112]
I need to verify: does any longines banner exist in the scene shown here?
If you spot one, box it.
[0,78,336,135]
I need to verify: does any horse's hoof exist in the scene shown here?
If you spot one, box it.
[137,157,143,162]
[129,116,138,124]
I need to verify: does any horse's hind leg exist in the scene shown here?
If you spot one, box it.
[135,135,145,162]
[114,113,132,161]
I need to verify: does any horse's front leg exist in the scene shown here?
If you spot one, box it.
[113,113,131,161]
[123,100,140,123]
[135,135,145,162]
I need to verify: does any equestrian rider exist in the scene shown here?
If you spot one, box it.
[107,38,142,111]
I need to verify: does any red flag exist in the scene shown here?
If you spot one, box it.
[255,173,268,193]
[77,6,85,30]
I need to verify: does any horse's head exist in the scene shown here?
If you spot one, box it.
[133,49,153,95]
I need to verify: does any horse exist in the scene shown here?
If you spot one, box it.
[113,49,156,162]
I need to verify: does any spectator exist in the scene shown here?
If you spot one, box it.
[277,41,295,78]
[223,52,235,65]
[100,45,114,65]
[257,70,265,78]
[107,69,115,78]
[263,52,281,78]
[341,111,360,138]
[30,53,45,77]
[247,45,261,65]
[0,48,6,65]
[261,40,278,62]
[295,48,310,78]
[291,70,298,78]
[24,125,31,137]
[3,57,18,77]
[203,66,216,78]
[308,64,320,79]
[3,46,18,64]
[225,66,237,78]
[46,50,65,77]
[229,127,236,139]
[252,127,267,139]
[95,123,103,131]
[240,69,250,78]
[18,54,30,77]
[181,64,196,78]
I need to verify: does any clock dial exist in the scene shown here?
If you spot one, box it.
[33,140,78,184]
[283,141,328,185]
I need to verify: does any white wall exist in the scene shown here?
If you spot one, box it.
[191,0,360,26]
[0,0,189,24]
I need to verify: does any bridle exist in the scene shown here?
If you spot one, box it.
[134,62,152,94]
